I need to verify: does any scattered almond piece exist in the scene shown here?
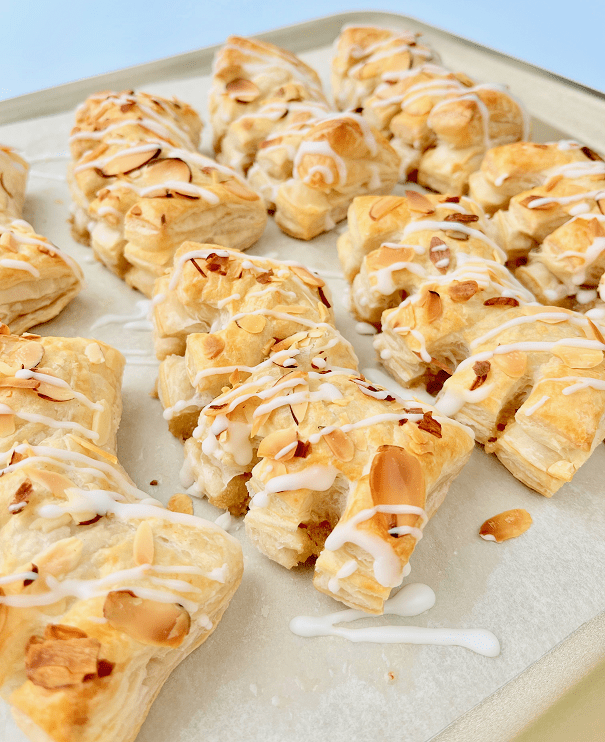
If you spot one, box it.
[168,493,194,515]
[479,509,532,542]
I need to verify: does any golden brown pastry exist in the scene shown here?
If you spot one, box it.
[68,90,267,297]
[152,241,358,439]
[362,64,529,194]
[0,328,243,742]
[0,147,83,334]
[340,192,505,324]
[374,258,535,389]
[331,25,439,111]
[184,364,474,613]
[435,305,605,496]
[248,112,400,239]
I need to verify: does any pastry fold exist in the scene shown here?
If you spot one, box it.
[68,90,267,296]
[362,63,529,195]
[210,36,400,239]
[0,328,243,742]
[435,305,605,496]
[0,148,83,334]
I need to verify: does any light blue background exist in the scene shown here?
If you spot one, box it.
[1,0,603,100]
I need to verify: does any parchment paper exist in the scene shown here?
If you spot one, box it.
[0,19,604,742]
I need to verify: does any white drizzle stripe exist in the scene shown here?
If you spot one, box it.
[0,403,99,441]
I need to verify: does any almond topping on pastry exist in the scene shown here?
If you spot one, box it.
[445,230,469,241]
[25,629,101,689]
[68,434,119,464]
[392,302,415,331]
[0,377,39,389]
[369,445,426,530]
[429,237,450,274]
[258,428,298,460]
[586,319,605,345]
[448,280,478,302]
[406,190,434,214]
[470,360,490,391]
[597,198,605,215]
[581,146,603,161]
[552,345,604,369]
[103,591,191,647]
[36,382,76,402]
[443,213,479,224]
[0,323,10,335]
[423,290,442,324]
[9,479,32,513]
[519,195,556,210]
[133,521,154,566]
[273,304,308,315]
[416,411,442,438]
[369,196,401,222]
[323,428,355,462]
[9,341,44,370]
[222,179,260,200]
[0,231,17,251]
[101,147,161,176]
[492,351,527,378]
[235,314,267,334]
[168,493,194,515]
[145,158,192,184]
[200,334,225,360]
[479,509,532,542]
[483,297,519,307]
[290,383,309,424]
[255,270,274,284]
[226,78,260,103]
[290,264,325,287]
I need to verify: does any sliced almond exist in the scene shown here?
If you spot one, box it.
[250,410,272,438]
[290,382,309,424]
[416,411,442,438]
[200,334,225,360]
[0,231,17,252]
[597,198,605,215]
[10,341,44,370]
[586,319,605,345]
[67,434,118,464]
[101,147,160,176]
[222,179,260,201]
[492,351,527,378]
[369,445,426,531]
[0,377,39,389]
[547,460,575,480]
[323,428,355,462]
[168,493,194,515]
[424,290,442,324]
[257,427,298,460]
[8,478,32,513]
[272,304,308,315]
[235,314,267,334]
[443,213,479,224]
[448,280,478,302]
[483,297,519,308]
[406,190,434,214]
[0,323,10,335]
[428,237,450,274]
[519,195,556,211]
[133,521,154,566]
[103,591,190,647]
[552,345,604,369]
[479,509,532,542]
[369,196,401,222]
[226,78,260,103]
[36,382,76,402]
[145,158,192,184]
[25,633,100,689]
[290,264,325,287]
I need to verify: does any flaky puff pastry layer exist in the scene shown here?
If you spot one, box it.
[341,192,504,324]
[331,26,439,111]
[468,140,605,214]
[0,147,28,220]
[0,333,242,742]
[152,242,358,438]
[247,112,400,240]
[69,90,266,297]
[362,64,529,195]
[209,35,329,174]
[435,305,605,496]
[375,258,534,389]
[186,365,473,613]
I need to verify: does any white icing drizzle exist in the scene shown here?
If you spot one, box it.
[251,465,338,508]
[402,220,506,262]
[355,322,377,335]
[91,299,153,331]
[523,395,550,416]
[0,259,40,276]
[0,403,99,440]
[289,582,500,656]
[526,188,605,210]
[469,311,589,350]
[14,369,103,411]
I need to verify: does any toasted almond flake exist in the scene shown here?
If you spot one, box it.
[103,591,190,647]
[492,351,527,378]
[0,324,10,335]
[145,158,192,184]
[290,264,325,287]
[416,411,442,438]
[36,382,76,402]
[586,319,605,345]
[470,360,490,391]
[258,427,298,460]
[133,521,154,566]
[25,633,100,689]
[168,493,194,515]
[317,302,330,322]
[443,212,479,224]
[223,179,260,200]
[581,146,603,162]
[251,411,271,438]
[369,445,426,530]
[236,314,267,334]
[66,434,118,464]
[369,196,401,221]
[428,237,450,274]
[85,342,105,364]
[544,175,563,192]
[200,334,225,360]
[547,460,575,480]
[11,341,44,370]
[479,509,532,542]
[406,190,434,214]
[226,78,260,103]
[445,230,469,241]
[448,280,478,302]
[424,290,442,324]
[272,304,308,315]
[519,195,556,210]
[0,231,17,251]
[101,147,160,177]
[0,377,39,389]
[483,297,519,307]
[552,345,604,368]
[597,198,605,215]
[1,412,17,438]
[324,428,355,461]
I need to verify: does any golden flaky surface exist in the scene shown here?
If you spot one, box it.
[0,147,83,333]
[0,330,243,742]
[68,90,267,296]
